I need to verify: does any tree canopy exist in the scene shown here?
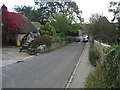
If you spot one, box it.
[109,1,120,44]
[13,1,83,37]
[14,1,83,25]
[87,13,115,44]
[39,22,56,36]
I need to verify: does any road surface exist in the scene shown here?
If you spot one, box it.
[2,42,85,88]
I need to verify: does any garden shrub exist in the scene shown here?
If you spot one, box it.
[61,36,66,41]
[103,45,120,88]
[89,48,100,67]
[85,64,107,88]
[66,36,74,43]
[31,34,52,48]
[86,45,120,88]
[52,36,61,43]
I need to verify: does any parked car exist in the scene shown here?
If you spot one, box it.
[82,36,89,42]
[75,35,89,42]
[75,37,80,42]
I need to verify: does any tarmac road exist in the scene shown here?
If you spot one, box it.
[2,42,85,88]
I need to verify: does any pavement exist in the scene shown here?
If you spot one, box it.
[0,47,35,67]
[69,42,94,88]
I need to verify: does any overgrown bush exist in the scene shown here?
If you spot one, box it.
[85,64,107,88]
[31,34,52,48]
[66,36,74,43]
[60,36,66,41]
[86,45,120,88]
[89,48,100,66]
[52,36,61,43]
[103,45,120,88]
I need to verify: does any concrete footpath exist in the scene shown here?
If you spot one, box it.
[69,42,94,88]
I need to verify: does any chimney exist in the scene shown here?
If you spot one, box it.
[1,4,8,13]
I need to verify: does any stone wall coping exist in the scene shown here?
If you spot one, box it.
[94,40,111,47]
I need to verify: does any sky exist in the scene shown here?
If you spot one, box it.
[0,0,119,23]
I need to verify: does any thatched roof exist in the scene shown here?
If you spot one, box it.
[1,4,38,34]
[18,15,38,34]
[31,22,41,30]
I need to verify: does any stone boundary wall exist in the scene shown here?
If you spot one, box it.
[94,40,110,54]
[50,41,67,50]
[94,40,120,73]
[93,40,110,62]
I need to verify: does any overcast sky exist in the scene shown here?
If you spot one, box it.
[0,0,119,23]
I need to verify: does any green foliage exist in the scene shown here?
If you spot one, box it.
[14,1,83,25]
[86,45,120,88]
[52,36,62,43]
[66,36,74,43]
[36,14,82,37]
[51,14,70,36]
[85,64,107,88]
[39,22,56,36]
[60,36,67,41]
[31,34,52,48]
[89,48,100,67]
[88,14,116,44]
[103,45,120,88]
[51,14,81,36]
[13,5,34,21]
[35,1,82,23]
[14,2,83,37]
[66,23,82,36]
[109,1,120,23]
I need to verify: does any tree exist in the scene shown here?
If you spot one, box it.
[39,22,56,36]
[51,14,71,36]
[2,4,24,45]
[14,5,34,21]
[109,1,120,21]
[14,1,83,25]
[88,13,103,37]
[66,23,82,36]
[109,1,120,44]
[13,1,83,37]
[89,13,102,24]
[88,14,115,44]
[51,13,82,36]
[13,5,49,25]
[37,1,83,23]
